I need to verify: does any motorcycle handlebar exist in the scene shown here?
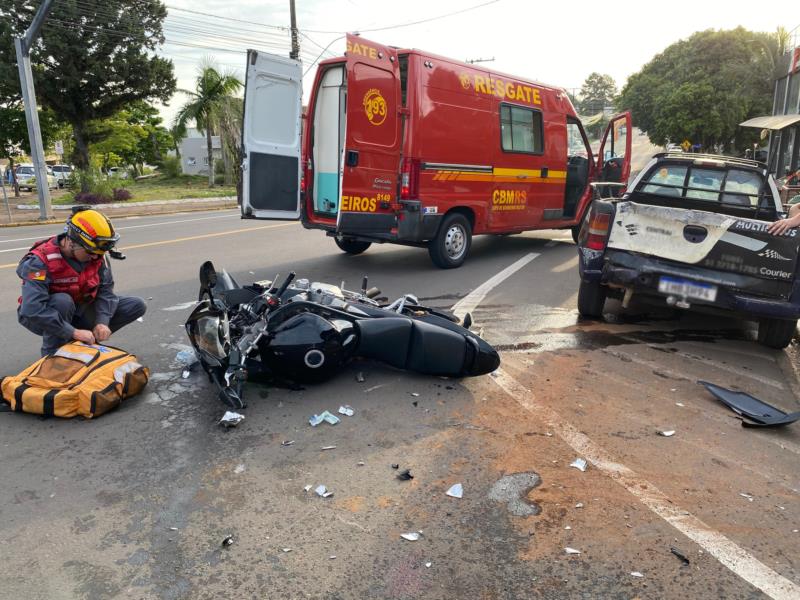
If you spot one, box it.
[276,271,296,298]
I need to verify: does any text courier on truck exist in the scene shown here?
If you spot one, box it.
[239,34,632,268]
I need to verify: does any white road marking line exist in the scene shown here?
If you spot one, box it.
[0,211,240,245]
[544,240,558,248]
[162,301,199,311]
[490,368,800,600]
[551,255,579,273]
[451,252,539,320]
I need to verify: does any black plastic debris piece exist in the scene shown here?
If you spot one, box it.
[412,401,418,407]
[391,463,399,469]
[670,546,690,565]
[222,535,234,548]
[699,381,800,428]
[397,469,413,481]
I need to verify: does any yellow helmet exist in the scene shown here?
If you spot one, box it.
[65,209,119,254]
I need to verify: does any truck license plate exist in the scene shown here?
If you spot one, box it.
[657,276,717,302]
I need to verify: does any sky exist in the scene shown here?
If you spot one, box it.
[158,0,799,126]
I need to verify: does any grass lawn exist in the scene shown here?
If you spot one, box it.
[53,174,237,204]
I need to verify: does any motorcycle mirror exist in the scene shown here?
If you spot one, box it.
[199,261,218,290]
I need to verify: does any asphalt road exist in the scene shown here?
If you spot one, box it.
[0,204,798,599]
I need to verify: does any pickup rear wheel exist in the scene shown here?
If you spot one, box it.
[577,279,607,318]
[429,213,472,269]
[757,318,797,349]
[335,238,372,255]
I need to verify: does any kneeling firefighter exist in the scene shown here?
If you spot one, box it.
[16,206,146,356]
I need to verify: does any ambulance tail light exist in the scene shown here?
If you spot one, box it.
[586,210,611,251]
[400,158,420,200]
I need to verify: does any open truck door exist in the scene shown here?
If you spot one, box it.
[595,112,632,197]
[337,34,402,234]
[241,50,303,219]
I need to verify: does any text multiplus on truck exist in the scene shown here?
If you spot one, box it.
[240,34,631,268]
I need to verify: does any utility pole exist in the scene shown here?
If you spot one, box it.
[289,0,299,60]
[15,0,55,221]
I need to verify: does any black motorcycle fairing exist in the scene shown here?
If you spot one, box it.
[260,312,358,381]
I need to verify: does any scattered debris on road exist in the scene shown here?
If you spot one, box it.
[657,430,676,437]
[281,440,295,446]
[309,411,340,426]
[575,502,584,508]
[338,405,355,417]
[397,469,413,481]
[221,535,234,548]
[670,546,690,565]
[401,532,421,541]
[391,463,399,469]
[356,372,365,383]
[699,381,800,427]
[739,492,754,502]
[234,464,245,474]
[315,485,334,498]
[570,458,588,472]
[630,571,644,578]
[219,411,245,427]
[411,392,420,397]
[564,547,581,555]
[321,446,337,451]
[446,483,463,498]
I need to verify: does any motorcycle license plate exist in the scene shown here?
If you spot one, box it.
[657,276,717,302]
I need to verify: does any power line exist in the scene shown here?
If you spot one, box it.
[302,0,501,34]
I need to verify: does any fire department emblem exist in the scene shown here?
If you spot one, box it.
[459,73,471,90]
[363,88,387,126]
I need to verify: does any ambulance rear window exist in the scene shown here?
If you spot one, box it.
[500,104,543,154]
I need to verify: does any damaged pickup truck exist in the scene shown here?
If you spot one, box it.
[576,153,800,348]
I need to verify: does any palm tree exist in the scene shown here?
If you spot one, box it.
[174,60,242,187]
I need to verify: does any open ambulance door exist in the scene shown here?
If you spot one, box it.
[337,34,402,234]
[241,50,303,220]
[595,112,632,197]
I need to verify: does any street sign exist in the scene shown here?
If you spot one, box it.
[54,140,63,155]
[681,139,691,152]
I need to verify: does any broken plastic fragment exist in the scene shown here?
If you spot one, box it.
[281,548,292,553]
[181,370,191,379]
[169,527,178,531]
[401,532,421,541]
[446,483,463,499]
[136,317,144,322]
[357,461,365,466]
[219,411,245,427]
[234,464,245,474]
[391,463,399,469]
[281,440,295,446]
[569,458,588,472]
[304,485,312,492]
[670,546,690,565]
[222,535,234,547]
[321,446,336,451]
[739,492,754,501]
[425,562,432,568]
[575,502,584,508]
[564,526,571,530]
[564,547,581,555]
[397,469,413,481]
[356,372,365,383]
[676,402,685,407]
[630,571,644,578]
[411,392,420,397]
[658,430,676,437]
[329,555,336,560]
[309,411,340,426]
[315,485,333,498]
[338,405,355,417]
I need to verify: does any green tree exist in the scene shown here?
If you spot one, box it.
[619,28,777,152]
[175,61,243,187]
[579,73,617,115]
[0,1,176,187]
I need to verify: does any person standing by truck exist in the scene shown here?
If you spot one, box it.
[16,208,146,356]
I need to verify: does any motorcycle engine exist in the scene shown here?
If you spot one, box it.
[261,312,357,381]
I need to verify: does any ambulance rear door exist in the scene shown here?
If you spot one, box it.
[338,34,402,234]
[241,49,303,219]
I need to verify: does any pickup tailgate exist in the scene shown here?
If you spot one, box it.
[607,201,800,287]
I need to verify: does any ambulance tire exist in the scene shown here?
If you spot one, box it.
[577,279,606,318]
[757,317,797,349]
[335,238,372,255]
[429,213,472,269]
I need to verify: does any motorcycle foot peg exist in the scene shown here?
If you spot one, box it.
[219,388,246,410]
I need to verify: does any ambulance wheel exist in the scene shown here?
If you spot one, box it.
[429,213,472,269]
[757,317,797,349]
[577,279,606,318]
[335,238,371,255]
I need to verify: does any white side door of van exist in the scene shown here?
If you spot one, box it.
[241,50,303,219]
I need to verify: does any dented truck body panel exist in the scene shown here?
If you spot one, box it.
[578,154,800,323]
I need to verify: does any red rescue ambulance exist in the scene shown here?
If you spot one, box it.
[241,34,631,268]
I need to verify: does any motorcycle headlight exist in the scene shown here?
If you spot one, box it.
[194,314,230,361]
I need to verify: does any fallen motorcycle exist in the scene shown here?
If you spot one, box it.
[185,261,500,408]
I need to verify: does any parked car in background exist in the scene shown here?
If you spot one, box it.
[107,167,129,179]
[51,164,73,188]
[15,164,58,191]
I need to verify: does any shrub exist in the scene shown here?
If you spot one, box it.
[161,156,181,179]
[214,173,225,185]
[74,191,111,205]
[113,188,132,202]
